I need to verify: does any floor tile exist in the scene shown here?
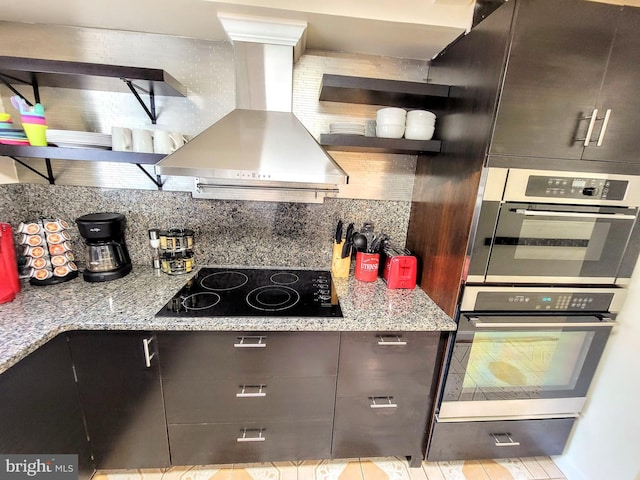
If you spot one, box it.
[229,462,282,480]
[437,460,491,480]
[479,460,518,480]
[98,469,166,480]
[162,464,233,480]
[360,457,412,480]
[531,458,565,480]
[517,458,550,480]
[298,459,363,480]
[420,462,446,480]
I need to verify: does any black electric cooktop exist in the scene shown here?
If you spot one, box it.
[156,267,342,318]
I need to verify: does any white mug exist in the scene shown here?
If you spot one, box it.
[111,127,132,152]
[132,128,154,153]
[153,130,185,154]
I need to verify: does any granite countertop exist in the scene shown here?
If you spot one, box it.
[0,265,456,374]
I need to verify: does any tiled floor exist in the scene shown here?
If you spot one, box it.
[94,457,567,480]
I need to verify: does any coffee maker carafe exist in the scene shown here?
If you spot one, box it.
[76,213,132,282]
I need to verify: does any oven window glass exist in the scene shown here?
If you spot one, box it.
[514,220,607,261]
[449,330,595,401]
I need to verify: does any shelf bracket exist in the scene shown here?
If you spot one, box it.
[10,156,55,184]
[122,79,157,124]
[135,164,163,190]
[0,72,35,107]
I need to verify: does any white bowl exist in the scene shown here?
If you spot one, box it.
[407,110,436,122]
[376,124,405,138]
[404,125,435,140]
[406,118,436,128]
[377,107,406,124]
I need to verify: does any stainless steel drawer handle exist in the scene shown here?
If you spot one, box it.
[142,337,156,368]
[469,317,619,329]
[237,428,266,442]
[234,336,267,348]
[596,109,612,146]
[369,396,398,409]
[491,433,520,447]
[513,209,636,220]
[236,384,267,398]
[377,335,407,346]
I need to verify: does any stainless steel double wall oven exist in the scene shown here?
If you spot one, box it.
[428,168,640,461]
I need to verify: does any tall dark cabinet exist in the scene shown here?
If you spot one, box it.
[68,332,170,469]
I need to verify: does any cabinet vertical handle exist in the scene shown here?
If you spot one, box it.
[491,433,521,447]
[234,336,267,348]
[584,108,598,147]
[142,337,156,368]
[369,396,398,408]
[377,335,407,346]
[237,428,266,442]
[142,336,155,368]
[596,109,612,146]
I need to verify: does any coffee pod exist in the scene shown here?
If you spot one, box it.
[46,232,65,244]
[21,234,45,246]
[23,245,47,258]
[51,255,68,267]
[30,268,53,280]
[53,265,72,277]
[18,222,42,234]
[43,220,64,233]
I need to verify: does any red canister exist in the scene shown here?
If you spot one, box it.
[1,223,21,303]
[355,251,380,282]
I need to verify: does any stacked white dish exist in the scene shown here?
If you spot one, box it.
[46,130,112,149]
[376,107,406,138]
[404,110,436,140]
[329,122,365,136]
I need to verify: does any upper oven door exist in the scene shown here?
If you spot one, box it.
[484,202,637,284]
[439,313,615,419]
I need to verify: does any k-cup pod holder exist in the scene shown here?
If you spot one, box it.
[157,228,195,275]
[18,218,78,285]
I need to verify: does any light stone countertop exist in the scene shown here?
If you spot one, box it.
[0,265,456,374]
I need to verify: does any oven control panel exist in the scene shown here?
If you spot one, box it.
[471,291,614,311]
[526,175,627,200]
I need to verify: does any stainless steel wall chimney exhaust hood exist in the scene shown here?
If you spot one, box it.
[155,13,349,203]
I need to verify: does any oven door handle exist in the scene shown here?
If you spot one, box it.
[468,317,618,328]
[513,209,636,220]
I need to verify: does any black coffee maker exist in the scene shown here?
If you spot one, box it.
[75,213,132,282]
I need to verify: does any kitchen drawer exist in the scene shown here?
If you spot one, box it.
[168,420,333,465]
[428,417,575,461]
[338,331,441,377]
[158,332,339,378]
[337,372,431,398]
[332,394,429,459]
[163,376,336,423]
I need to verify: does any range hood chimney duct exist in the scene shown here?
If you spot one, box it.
[155,13,349,203]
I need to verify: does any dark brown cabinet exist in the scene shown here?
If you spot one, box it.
[0,335,93,480]
[68,332,170,469]
[490,0,640,166]
[332,332,444,467]
[158,331,340,466]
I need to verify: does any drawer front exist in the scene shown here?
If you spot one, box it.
[338,332,441,377]
[332,395,428,459]
[168,421,332,465]
[428,418,575,461]
[158,332,339,378]
[164,376,336,423]
[337,372,431,398]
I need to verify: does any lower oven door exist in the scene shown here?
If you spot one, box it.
[438,313,616,420]
[483,202,637,284]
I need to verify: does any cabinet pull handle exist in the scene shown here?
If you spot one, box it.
[377,335,407,346]
[237,428,266,442]
[596,109,612,146]
[583,108,598,147]
[234,336,267,348]
[369,396,397,409]
[142,336,155,368]
[236,384,267,398]
[491,433,520,447]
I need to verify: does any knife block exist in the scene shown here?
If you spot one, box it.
[331,241,351,278]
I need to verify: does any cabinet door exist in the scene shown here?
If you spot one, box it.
[68,332,170,469]
[0,335,94,480]
[490,0,617,160]
[583,6,640,164]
